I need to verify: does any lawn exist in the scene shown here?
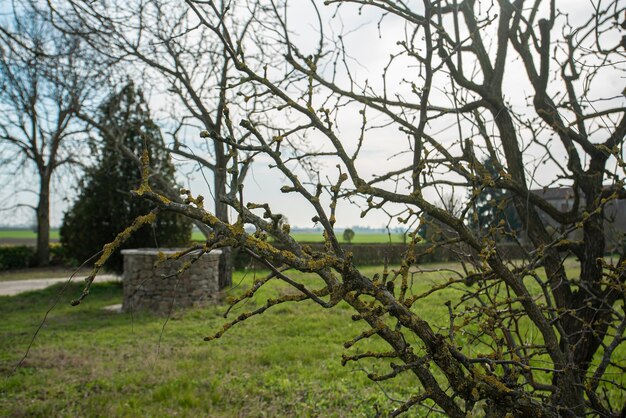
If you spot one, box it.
[0,262,623,416]
[0,266,428,417]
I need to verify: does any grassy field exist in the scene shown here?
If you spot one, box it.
[1,229,401,245]
[288,232,406,244]
[1,262,623,416]
[0,266,428,417]
[191,230,406,243]
[0,229,60,240]
[0,228,60,245]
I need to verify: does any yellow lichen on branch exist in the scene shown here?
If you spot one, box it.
[94,210,157,269]
[134,149,152,196]
[71,209,159,306]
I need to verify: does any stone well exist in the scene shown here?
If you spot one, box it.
[121,248,221,314]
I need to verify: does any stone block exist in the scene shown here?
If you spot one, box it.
[121,248,221,315]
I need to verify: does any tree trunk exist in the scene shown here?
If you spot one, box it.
[218,246,232,289]
[214,166,232,289]
[492,105,588,415]
[35,175,51,266]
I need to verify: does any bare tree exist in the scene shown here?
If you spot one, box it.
[0,3,93,265]
[49,0,290,288]
[73,0,625,416]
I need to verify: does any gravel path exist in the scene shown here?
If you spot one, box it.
[0,274,121,296]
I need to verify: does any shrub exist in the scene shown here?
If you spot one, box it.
[0,245,35,270]
[342,228,355,243]
[49,243,76,267]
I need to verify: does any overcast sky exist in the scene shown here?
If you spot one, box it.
[179,0,624,230]
[2,0,623,230]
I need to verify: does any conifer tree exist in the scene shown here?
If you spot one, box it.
[61,82,191,272]
[468,157,522,238]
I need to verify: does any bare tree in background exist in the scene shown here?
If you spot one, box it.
[0,3,93,265]
[49,0,293,288]
[72,0,625,416]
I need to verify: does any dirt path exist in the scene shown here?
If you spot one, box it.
[0,275,121,296]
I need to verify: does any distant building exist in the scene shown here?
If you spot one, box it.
[531,187,626,251]
[533,188,577,212]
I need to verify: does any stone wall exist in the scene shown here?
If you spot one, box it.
[121,248,221,314]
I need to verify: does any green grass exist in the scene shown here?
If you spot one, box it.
[0,262,624,416]
[0,229,401,244]
[289,232,406,244]
[0,229,60,240]
[191,230,406,244]
[0,267,425,417]
[0,265,459,416]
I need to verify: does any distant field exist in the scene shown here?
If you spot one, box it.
[192,230,406,243]
[1,229,403,245]
[0,229,59,244]
[0,229,60,239]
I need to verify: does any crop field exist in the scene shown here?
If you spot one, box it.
[1,262,624,416]
[0,229,60,239]
[0,229,402,245]
[192,230,406,244]
[0,229,60,245]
